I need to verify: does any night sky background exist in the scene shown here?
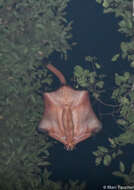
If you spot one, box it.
[45,0,130,189]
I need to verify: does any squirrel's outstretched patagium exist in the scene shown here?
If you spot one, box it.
[38,64,102,150]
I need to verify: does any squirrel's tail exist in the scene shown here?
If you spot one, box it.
[46,64,66,85]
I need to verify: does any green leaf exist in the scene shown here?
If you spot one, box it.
[129,92,134,100]
[103,155,112,166]
[119,162,125,173]
[124,72,130,80]
[95,157,102,166]
[89,77,95,84]
[36,23,44,30]
[112,54,120,62]
[115,73,122,85]
[112,89,119,98]
[120,97,129,105]
[74,65,84,77]
[24,48,28,54]
[127,112,134,122]
[130,61,134,68]
[96,0,102,4]
[120,105,128,116]
[85,56,97,63]
[103,0,109,8]
[31,95,36,103]
[129,123,134,130]
[98,146,108,153]
[92,151,100,156]
[112,171,127,178]
[108,138,116,148]
[96,81,104,88]
[95,63,101,69]
[117,119,127,126]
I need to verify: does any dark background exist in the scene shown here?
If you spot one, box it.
[47,0,128,189]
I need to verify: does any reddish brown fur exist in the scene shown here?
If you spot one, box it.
[47,64,66,85]
[38,64,102,150]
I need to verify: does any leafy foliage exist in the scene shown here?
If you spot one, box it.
[0,0,86,189]
[99,0,134,63]
[113,162,134,185]
[93,144,123,166]
[92,0,134,185]
[73,56,105,99]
